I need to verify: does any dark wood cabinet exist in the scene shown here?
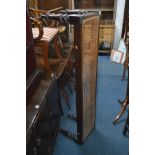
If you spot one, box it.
[26,79,61,155]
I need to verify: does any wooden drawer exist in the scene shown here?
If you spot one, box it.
[99,25,115,44]
[103,27,113,34]
[103,34,113,42]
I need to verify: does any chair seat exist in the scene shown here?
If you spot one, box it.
[58,26,66,33]
[32,27,59,42]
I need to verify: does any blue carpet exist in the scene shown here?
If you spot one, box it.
[53,56,129,155]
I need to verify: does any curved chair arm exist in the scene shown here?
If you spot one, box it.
[29,8,48,15]
[29,7,63,27]
[29,7,63,15]
[30,17,43,42]
[47,7,63,14]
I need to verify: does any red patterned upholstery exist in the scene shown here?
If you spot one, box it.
[32,27,59,42]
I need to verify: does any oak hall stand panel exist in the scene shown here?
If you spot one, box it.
[73,14,99,142]
[46,11,100,144]
[74,0,117,54]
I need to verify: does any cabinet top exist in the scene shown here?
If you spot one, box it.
[26,78,55,139]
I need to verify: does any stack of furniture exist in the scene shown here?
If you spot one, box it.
[113,0,129,136]
[26,3,61,155]
[28,0,75,112]
[28,0,68,54]
[74,0,117,54]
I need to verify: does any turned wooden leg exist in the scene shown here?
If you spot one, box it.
[58,35,63,50]
[67,114,77,121]
[62,32,67,42]
[60,128,77,142]
[123,112,129,136]
[57,81,64,115]
[118,98,125,105]
[70,77,76,88]
[113,97,129,124]
[43,43,51,75]
[61,88,71,110]
[122,66,126,81]
[54,33,62,58]
[66,84,73,95]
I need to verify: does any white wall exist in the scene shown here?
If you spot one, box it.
[113,0,126,49]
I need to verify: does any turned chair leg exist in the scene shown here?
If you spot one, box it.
[118,98,124,105]
[60,88,71,110]
[123,112,129,136]
[66,84,73,95]
[43,43,51,75]
[54,33,62,59]
[58,35,64,50]
[122,66,126,81]
[113,97,129,124]
[62,32,67,42]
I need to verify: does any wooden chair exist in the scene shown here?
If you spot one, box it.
[30,17,62,75]
[123,112,129,136]
[113,34,129,124]
[113,77,129,124]
[28,1,67,51]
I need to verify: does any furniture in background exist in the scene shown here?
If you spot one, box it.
[29,2,75,113]
[37,0,73,42]
[121,0,129,40]
[26,2,61,155]
[113,0,129,130]
[28,2,68,52]
[113,76,129,124]
[27,77,61,155]
[122,49,129,81]
[123,111,129,136]
[31,17,75,113]
[121,0,129,81]
[30,17,62,75]
[74,0,117,54]
[27,3,41,102]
